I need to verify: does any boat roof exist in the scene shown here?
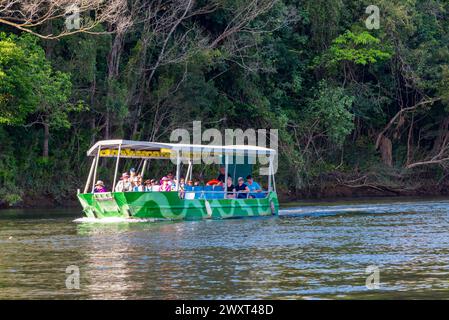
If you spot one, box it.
[87,139,276,158]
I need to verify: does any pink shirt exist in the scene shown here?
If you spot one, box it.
[159,183,171,192]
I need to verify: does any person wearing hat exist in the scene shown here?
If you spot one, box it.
[133,176,144,192]
[93,180,107,193]
[115,172,132,192]
[159,176,171,192]
[235,177,250,199]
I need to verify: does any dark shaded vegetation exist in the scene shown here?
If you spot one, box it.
[1,0,448,207]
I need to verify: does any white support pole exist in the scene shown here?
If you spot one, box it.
[91,146,101,193]
[141,159,148,179]
[185,160,192,182]
[84,157,96,194]
[175,150,181,191]
[224,154,229,199]
[268,156,272,192]
[189,160,193,181]
[112,144,122,192]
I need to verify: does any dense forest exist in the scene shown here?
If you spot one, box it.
[0,0,448,207]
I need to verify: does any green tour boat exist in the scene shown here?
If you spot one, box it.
[77,140,279,220]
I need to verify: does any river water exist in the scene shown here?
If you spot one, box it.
[1,198,449,299]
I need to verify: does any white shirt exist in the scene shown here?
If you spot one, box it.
[115,180,131,192]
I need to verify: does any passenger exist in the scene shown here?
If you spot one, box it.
[226,176,236,198]
[144,179,152,191]
[193,180,200,186]
[159,176,171,192]
[171,178,178,191]
[178,178,186,198]
[246,175,262,198]
[160,172,173,186]
[115,172,132,192]
[94,180,107,193]
[133,177,144,192]
[217,166,226,184]
[178,177,185,191]
[187,180,193,187]
[235,177,250,199]
[130,168,137,181]
[150,179,159,191]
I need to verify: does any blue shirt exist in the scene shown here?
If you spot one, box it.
[247,181,261,197]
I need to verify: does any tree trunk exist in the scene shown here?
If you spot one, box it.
[105,111,110,140]
[378,134,393,167]
[104,30,125,139]
[43,122,49,158]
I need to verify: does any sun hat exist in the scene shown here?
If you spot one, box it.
[95,180,104,186]
[162,176,169,181]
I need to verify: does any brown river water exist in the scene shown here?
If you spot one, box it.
[1,198,449,299]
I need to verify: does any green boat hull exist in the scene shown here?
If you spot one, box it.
[77,191,279,220]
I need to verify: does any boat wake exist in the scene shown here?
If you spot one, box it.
[73,217,160,223]
[279,200,449,217]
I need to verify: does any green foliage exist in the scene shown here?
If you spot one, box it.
[0,0,449,205]
[323,31,392,66]
[0,33,39,124]
[306,81,355,145]
[0,33,72,127]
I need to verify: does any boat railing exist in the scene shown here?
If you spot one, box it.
[94,186,269,199]
[181,188,269,200]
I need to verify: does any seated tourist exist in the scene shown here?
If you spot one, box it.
[133,177,144,191]
[177,177,186,198]
[235,177,250,199]
[130,167,137,180]
[150,179,159,191]
[115,172,132,192]
[246,175,262,198]
[226,176,236,198]
[167,172,174,183]
[177,177,185,191]
[94,180,107,193]
[159,176,171,192]
[144,179,152,191]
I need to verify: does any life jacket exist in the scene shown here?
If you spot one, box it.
[206,179,220,186]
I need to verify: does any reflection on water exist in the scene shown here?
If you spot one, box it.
[1,199,449,299]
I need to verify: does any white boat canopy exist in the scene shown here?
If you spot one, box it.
[87,139,276,159]
[83,139,276,194]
